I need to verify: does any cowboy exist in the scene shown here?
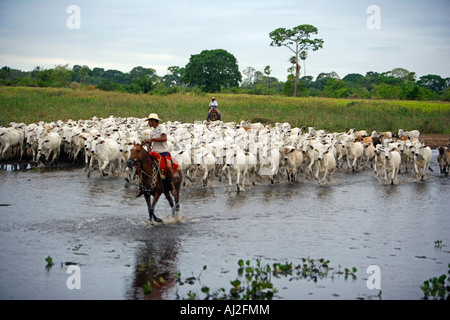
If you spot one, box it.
[207,97,221,121]
[144,113,177,196]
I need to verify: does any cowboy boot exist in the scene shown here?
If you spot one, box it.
[166,160,177,196]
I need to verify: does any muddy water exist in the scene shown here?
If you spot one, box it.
[0,151,449,300]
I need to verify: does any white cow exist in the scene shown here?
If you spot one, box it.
[281,146,304,182]
[301,139,323,176]
[314,146,336,185]
[259,142,282,184]
[412,143,432,181]
[382,147,402,185]
[119,136,142,183]
[0,127,24,160]
[398,129,420,140]
[171,145,197,186]
[70,132,89,164]
[362,142,376,168]
[373,144,385,176]
[24,124,40,163]
[343,139,364,171]
[88,137,122,177]
[222,145,256,191]
[198,148,217,187]
[37,132,62,166]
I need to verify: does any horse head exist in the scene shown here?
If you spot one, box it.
[127,142,147,168]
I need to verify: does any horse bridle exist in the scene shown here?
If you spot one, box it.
[129,156,158,191]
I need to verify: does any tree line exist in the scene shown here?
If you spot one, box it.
[1,62,449,101]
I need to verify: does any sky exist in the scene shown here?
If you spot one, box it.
[0,0,449,82]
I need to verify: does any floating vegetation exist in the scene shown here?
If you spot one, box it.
[173,257,359,300]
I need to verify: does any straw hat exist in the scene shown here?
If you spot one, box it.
[146,113,161,121]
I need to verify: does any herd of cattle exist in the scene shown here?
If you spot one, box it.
[1,117,449,189]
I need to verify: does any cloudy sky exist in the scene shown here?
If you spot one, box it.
[1,0,449,81]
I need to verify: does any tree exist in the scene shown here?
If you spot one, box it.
[417,74,446,93]
[282,74,308,97]
[72,65,91,84]
[104,69,125,84]
[241,66,256,89]
[269,24,324,97]
[127,66,157,84]
[52,64,72,87]
[162,66,185,87]
[314,71,340,90]
[183,49,242,92]
[390,67,416,82]
[342,73,365,84]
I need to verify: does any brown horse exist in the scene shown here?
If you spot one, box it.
[209,108,220,121]
[127,143,182,223]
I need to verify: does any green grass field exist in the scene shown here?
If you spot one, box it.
[1,86,449,134]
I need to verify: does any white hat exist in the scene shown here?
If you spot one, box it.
[147,113,161,121]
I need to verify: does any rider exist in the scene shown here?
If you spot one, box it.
[145,113,177,196]
[206,97,221,121]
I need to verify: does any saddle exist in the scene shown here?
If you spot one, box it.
[149,151,179,180]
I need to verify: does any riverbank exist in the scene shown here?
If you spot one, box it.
[420,134,450,149]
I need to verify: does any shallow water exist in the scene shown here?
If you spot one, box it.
[0,151,449,300]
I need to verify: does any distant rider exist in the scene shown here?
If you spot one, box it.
[207,97,221,121]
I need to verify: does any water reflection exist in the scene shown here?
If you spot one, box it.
[128,229,182,300]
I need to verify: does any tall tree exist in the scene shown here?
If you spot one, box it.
[183,49,242,92]
[269,24,323,97]
[242,66,256,88]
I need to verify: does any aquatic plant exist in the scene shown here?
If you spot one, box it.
[174,257,334,300]
[45,255,54,267]
[344,267,358,280]
[421,264,450,300]
[434,240,443,249]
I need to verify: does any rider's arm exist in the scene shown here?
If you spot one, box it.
[148,133,167,144]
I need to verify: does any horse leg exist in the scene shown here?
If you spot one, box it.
[143,192,154,221]
[163,189,176,217]
[144,192,162,223]
[174,173,182,212]
[150,192,163,223]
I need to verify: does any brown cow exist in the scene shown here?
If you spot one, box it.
[437,146,450,175]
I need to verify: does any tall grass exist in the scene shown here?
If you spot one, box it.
[1,86,449,133]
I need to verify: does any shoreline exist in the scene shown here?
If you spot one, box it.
[420,134,450,149]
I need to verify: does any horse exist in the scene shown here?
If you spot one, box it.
[209,108,220,121]
[127,143,182,223]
